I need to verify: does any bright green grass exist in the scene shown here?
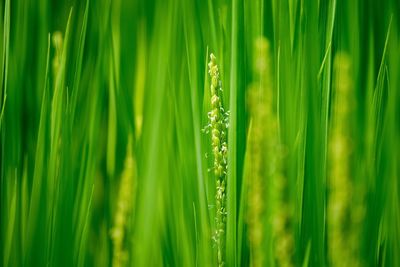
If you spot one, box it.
[1,0,399,266]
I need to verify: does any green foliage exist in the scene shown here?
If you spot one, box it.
[0,0,399,266]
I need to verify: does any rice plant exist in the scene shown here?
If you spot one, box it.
[0,0,399,266]
[206,53,229,267]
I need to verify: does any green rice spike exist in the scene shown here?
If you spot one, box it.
[249,37,295,267]
[245,36,272,267]
[111,136,137,267]
[208,53,228,267]
[51,31,63,86]
[327,52,363,267]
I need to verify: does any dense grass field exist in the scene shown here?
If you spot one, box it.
[1,0,399,266]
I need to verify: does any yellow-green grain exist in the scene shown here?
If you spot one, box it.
[111,138,137,267]
[208,53,228,267]
[328,52,363,267]
[245,37,271,267]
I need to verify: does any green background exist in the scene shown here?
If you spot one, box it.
[0,0,399,266]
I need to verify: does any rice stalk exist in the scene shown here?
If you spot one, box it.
[252,37,295,267]
[245,36,272,267]
[110,137,137,267]
[207,53,229,267]
[52,31,63,85]
[327,52,363,267]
